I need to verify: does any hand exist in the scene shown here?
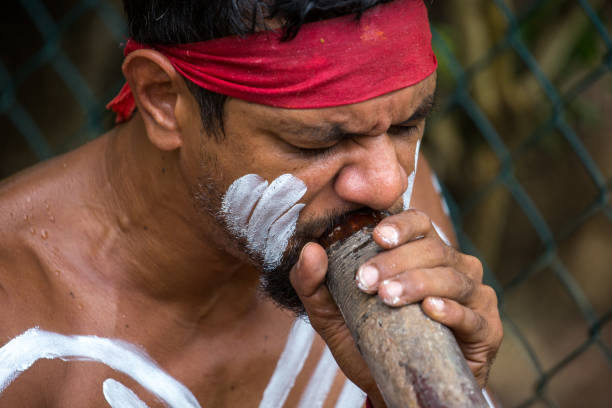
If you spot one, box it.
[289,209,503,404]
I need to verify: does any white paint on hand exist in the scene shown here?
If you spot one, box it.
[221,173,307,269]
[0,328,201,408]
[103,378,150,408]
[297,346,338,408]
[402,138,422,210]
[334,379,367,408]
[259,318,315,408]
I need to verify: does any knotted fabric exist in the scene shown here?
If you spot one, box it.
[107,0,437,123]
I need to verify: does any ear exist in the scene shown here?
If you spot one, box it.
[122,49,190,151]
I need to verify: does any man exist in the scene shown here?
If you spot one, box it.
[0,0,502,406]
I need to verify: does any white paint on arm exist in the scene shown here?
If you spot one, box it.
[430,172,450,216]
[259,318,315,408]
[0,328,201,408]
[432,221,451,246]
[402,138,422,211]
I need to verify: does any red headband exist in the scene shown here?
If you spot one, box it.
[108,0,436,123]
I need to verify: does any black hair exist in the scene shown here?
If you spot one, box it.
[123,0,394,137]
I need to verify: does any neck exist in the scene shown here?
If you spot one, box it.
[78,114,259,321]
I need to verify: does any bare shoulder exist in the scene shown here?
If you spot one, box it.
[410,155,457,247]
[0,165,63,344]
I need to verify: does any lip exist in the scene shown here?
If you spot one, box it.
[318,208,389,247]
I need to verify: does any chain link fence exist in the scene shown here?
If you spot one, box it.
[1,0,610,406]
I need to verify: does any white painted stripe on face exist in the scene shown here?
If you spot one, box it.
[259,318,315,408]
[264,203,306,269]
[246,174,307,254]
[402,138,422,211]
[334,378,367,408]
[221,173,269,238]
[103,378,150,408]
[0,328,201,408]
[297,346,338,408]
[221,173,308,270]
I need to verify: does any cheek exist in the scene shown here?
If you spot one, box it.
[220,173,308,268]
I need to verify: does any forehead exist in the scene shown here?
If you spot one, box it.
[226,73,437,137]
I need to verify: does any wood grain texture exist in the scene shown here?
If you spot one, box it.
[326,227,487,408]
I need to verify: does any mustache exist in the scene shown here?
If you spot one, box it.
[292,207,383,246]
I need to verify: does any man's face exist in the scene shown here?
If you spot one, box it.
[186,73,436,313]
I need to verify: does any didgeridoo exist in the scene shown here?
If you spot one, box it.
[320,210,487,408]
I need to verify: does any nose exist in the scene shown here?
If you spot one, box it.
[333,134,409,210]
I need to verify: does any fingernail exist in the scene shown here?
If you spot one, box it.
[428,297,445,313]
[357,264,379,291]
[382,280,403,303]
[377,225,399,246]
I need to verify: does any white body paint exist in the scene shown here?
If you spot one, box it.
[103,378,150,408]
[297,346,338,408]
[261,318,367,408]
[259,318,315,408]
[1,322,365,408]
[334,379,368,408]
[0,328,201,408]
[402,138,422,210]
[221,173,307,269]
[430,172,450,216]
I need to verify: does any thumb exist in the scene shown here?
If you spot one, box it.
[290,242,328,299]
[290,243,343,327]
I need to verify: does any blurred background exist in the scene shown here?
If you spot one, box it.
[0,0,610,406]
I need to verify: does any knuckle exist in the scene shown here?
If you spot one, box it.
[481,285,499,307]
[405,209,431,231]
[463,254,484,282]
[424,238,446,262]
[458,274,475,302]
[404,273,426,299]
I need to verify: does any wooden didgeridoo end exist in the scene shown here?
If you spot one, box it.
[320,210,487,408]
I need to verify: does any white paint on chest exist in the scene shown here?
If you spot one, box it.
[0,327,201,408]
[402,138,422,210]
[103,378,150,408]
[221,173,307,269]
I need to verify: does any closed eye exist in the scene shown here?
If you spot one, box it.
[387,125,420,139]
[293,143,338,158]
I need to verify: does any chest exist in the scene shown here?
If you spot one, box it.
[0,321,363,408]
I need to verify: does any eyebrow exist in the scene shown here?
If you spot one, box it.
[283,93,436,144]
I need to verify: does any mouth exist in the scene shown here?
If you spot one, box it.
[318,208,389,248]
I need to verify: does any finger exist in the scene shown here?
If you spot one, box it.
[376,266,476,306]
[356,239,482,293]
[372,209,437,249]
[422,296,502,388]
[421,297,488,341]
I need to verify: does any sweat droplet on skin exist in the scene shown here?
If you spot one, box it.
[40,230,48,240]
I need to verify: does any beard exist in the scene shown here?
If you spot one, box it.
[194,167,357,316]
